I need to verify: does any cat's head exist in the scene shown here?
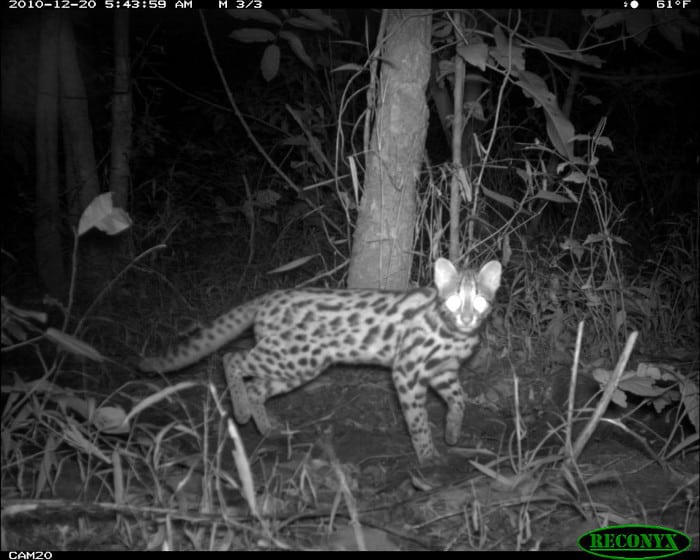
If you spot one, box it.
[434,258,502,331]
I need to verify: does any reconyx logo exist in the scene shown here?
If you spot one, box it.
[578,524,691,559]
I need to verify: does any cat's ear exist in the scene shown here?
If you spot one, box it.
[477,261,502,298]
[434,258,459,294]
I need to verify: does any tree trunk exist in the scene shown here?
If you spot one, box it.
[347,10,431,290]
[59,13,100,224]
[35,12,68,299]
[110,10,132,211]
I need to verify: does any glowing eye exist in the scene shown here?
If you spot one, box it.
[445,294,462,312]
[473,295,488,314]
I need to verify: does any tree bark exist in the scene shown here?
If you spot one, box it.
[347,10,431,290]
[35,12,68,299]
[59,13,100,224]
[110,10,132,211]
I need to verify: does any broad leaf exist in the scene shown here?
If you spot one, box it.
[226,9,282,26]
[261,44,280,81]
[229,28,276,43]
[457,43,489,71]
[280,30,315,70]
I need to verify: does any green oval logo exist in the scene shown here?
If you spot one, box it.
[578,524,692,559]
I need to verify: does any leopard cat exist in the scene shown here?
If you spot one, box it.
[140,258,502,464]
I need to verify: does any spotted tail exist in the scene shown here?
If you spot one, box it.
[139,299,258,373]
